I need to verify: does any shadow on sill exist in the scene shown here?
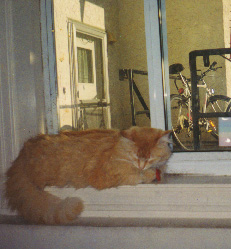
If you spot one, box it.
[163,174,231,184]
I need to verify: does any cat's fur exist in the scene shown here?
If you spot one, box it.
[5,126,172,225]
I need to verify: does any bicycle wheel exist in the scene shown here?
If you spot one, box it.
[170,94,194,151]
[206,95,231,138]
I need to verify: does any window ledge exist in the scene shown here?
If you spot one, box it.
[2,175,231,227]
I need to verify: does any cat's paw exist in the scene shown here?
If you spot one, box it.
[54,197,84,224]
[142,168,159,183]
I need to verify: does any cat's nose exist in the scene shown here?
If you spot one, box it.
[138,158,147,170]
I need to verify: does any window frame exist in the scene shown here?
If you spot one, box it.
[1,0,230,178]
[144,0,231,176]
[76,35,97,99]
[40,0,59,134]
[1,0,231,223]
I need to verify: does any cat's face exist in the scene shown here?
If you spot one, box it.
[121,127,172,170]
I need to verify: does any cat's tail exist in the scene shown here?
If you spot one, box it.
[5,164,84,225]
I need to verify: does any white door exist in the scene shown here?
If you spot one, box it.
[67,22,111,130]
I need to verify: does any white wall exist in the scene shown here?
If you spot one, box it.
[53,0,107,128]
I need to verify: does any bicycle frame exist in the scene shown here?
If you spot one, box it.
[175,62,226,142]
[189,48,231,150]
[175,69,217,134]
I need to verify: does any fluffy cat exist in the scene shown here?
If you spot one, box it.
[5,126,172,225]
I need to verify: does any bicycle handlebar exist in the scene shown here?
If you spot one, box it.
[172,61,222,88]
[210,61,217,69]
[199,61,222,80]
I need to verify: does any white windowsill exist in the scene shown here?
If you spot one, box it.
[167,152,231,175]
[2,175,231,227]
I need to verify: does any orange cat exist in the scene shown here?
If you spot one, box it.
[5,127,172,225]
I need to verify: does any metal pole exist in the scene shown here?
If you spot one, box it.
[128,69,136,126]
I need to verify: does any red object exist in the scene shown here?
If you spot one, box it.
[178,88,184,94]
[156,169,161,181]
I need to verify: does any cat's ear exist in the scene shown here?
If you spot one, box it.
[157,130,172,145]
[120,127,136,141]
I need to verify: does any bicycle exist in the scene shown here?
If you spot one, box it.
[169,61,231,151]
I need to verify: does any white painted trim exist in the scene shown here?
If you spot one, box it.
[40,0,59,134]
[159,0,172,130]
[102,30,110,106]
[144,0,165,130]
[69,20,106,38]
[167,152,231,176]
